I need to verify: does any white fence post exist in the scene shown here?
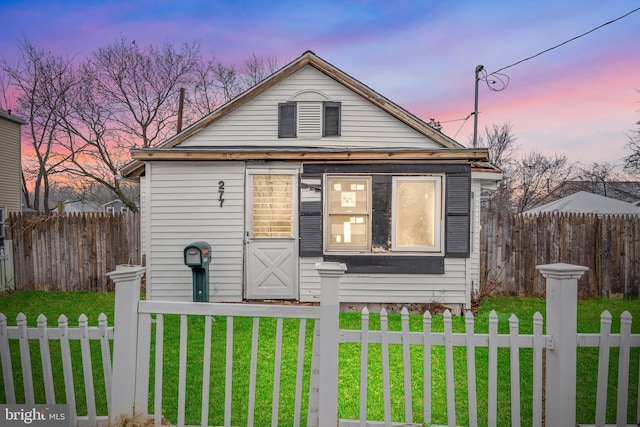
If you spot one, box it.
[536,262,588,427]
[316,261,346,427]
[107,264,145,422]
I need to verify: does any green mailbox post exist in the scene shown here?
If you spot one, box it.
[183,241,212,302]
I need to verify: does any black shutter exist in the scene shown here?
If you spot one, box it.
[445,173,471,257]
[299,173,323,256]
[323,102,341,136]
[278,102,296,138]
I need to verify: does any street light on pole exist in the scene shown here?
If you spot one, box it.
[473,64,484,148]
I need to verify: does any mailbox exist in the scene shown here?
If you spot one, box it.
[183,241,212,302]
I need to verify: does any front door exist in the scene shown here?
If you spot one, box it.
[245,169,299,299]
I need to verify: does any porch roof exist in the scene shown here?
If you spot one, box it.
[122,146,491,178]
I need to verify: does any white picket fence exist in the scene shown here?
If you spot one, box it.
[0,263,639,427]
[0,311,113,426]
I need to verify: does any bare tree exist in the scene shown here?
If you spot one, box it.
[512,151,574,213]
[477,122,520,170]
[477,122,521,211]
[88,36,200,148]
[575,161,622,197]
[623,107,640,174]
[2,38,74,213]
[242,52,280,88]
[57,62,140,211]
[183,57,242,125]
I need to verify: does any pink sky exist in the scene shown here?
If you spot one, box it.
[1,0,639,166]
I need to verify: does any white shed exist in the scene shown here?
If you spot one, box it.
[122,51,502,309]
[524,191,640,215]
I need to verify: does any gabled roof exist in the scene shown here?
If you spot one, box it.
[122,51,476,179]
[523,191,640,215]
[159,50,462,150]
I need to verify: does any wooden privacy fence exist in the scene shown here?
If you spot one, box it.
[481,211,640,298]
[6,212,140,292]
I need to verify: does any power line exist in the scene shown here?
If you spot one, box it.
[489,6,640,75]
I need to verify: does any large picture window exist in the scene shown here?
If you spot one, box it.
[323,174,443,254]
[392,176,442,251]
[325,176,370,251]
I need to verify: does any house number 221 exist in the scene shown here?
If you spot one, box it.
[218,181,225,207]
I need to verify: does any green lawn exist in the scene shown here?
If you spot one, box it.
[0,292,638,426]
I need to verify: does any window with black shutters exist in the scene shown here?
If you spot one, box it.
[278,101,341,138]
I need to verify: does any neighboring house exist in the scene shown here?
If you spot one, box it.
[52,200,102,214]
[102,199,137,214]
[121,51,502,309]
[0,110,26,247]
[523,191,640,215]
[548,180,640,205]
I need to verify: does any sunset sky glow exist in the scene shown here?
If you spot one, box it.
[1,0,639,165]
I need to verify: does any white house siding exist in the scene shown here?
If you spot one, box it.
[0,118,22,214]
[147,161,245,301]
[299,257,468,305]
[469,179,482,296]
[181,65,442,150]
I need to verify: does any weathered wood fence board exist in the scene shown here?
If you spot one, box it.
[7,213,140,291]
[481,211,640,298]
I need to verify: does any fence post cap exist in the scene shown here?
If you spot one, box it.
[314,262,347,276]
[536,263,588,279]
[107,264,146,280]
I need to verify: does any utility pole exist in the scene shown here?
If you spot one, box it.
[473,64,484,148]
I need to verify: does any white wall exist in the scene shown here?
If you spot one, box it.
[147,161,245,301]
[181,65,442,150]
[299,257,468,305]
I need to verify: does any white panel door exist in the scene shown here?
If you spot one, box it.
[246,170,299,299]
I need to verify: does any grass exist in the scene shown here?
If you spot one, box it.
[0,292,638,426]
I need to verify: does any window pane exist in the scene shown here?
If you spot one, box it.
[323,102,340,136]
[328,177,368,213]
[328,215,368,249]
[278,103,296,138]
[252,175,293,238]
[395,180,436,248]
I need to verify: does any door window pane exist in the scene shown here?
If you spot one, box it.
[252,175,293,238]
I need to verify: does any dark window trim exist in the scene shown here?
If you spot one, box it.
[278,102,296,138]
[324,254,445,274]
[323,102,341,137]
[298,164,471,274]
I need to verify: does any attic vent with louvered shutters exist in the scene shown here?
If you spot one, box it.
[297,102,322,138]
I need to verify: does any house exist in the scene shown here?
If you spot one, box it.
[0,109,26,247]
[523,191,640,215]
[53,199,102,214]
[121,51,502,309]
[102,199,137,214]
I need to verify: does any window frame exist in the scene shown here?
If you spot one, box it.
[278,102,297,138]
[323,101,341,137]
[391,176,443,253]
[278,101,342,138]
[324,175,371,252]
